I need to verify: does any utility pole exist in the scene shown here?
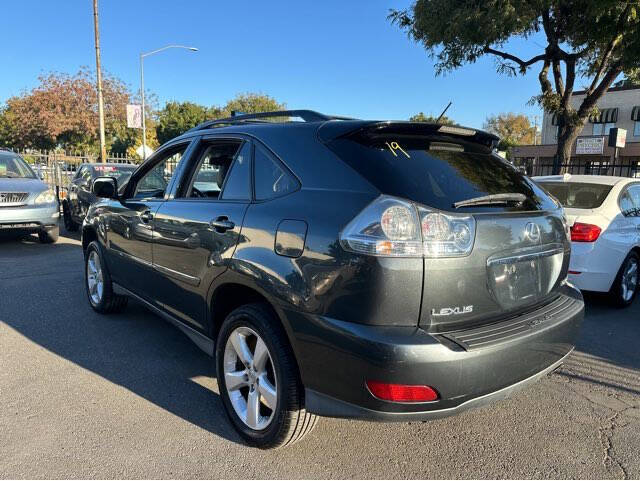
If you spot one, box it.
[92,0,107,163]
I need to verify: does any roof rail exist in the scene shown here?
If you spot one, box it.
[187,109,354,133]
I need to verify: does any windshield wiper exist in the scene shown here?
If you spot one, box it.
[453,193,527,209]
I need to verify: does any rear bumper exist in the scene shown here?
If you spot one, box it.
[568,241,624,292]
[305,349,571,421]
[286,284,583,421]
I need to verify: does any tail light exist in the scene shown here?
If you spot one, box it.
[366,380,439,402]
[570,222,601,242]
[340,196,476,258]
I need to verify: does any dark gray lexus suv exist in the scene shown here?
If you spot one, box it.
[82,110,583,448]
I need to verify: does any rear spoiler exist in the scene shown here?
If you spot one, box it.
[317,120,500,150]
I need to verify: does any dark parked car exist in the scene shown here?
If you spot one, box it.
[82,110,583,448]
[62,163,136,231]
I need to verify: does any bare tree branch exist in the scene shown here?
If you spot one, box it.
[552,59,565,98]
[586,3,632,95]
[578,60,624,119]
[484,47,547,73]
[538,59,552,96]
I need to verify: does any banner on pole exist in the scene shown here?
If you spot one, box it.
[126,104,142,129]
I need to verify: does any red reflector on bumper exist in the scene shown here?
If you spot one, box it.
[366,381,439,402]
[568,270,581,274]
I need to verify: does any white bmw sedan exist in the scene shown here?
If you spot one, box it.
[534,174,640,307]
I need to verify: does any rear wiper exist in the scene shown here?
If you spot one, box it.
[453,193,527,209]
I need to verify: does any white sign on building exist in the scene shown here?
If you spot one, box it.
[576,136,605,155]
[126,104,143,129]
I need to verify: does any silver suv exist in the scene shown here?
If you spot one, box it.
[0,151,59,243]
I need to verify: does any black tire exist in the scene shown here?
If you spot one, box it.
[216,303,317,449]
[38,226,59,244]
[84,241,128,314]
[62,201,79,232]
[609,251,639,308]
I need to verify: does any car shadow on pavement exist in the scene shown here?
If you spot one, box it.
[0,234,244,445]
[556,292,640,397]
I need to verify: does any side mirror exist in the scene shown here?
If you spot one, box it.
[93,176,118,199]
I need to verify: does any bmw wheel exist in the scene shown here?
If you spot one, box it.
[216,303,317,449]
[610,251,639,308]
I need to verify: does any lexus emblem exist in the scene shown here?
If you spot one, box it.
[524,222,541,243]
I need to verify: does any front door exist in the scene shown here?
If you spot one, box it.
[152,138,252,332]
[106,142,191,299]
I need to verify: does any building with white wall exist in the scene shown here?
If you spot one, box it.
[513,84,640,177]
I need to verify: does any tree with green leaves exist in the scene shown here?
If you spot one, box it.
[484,113,537,157]
[155,93,286,144]
[390,1,640,174]
[221,92,286,118]
[409,111,455,125]
[0,68,151,155]
[156,101,218,145]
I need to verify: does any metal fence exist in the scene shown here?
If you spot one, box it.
[4,148,138,203]
[532,159,640,178]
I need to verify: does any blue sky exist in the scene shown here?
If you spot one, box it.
[0,0,562,128]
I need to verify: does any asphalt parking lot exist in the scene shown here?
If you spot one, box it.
[1,225,639,479]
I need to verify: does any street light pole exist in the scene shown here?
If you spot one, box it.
[139,45,198,160]
[140,54,146,160]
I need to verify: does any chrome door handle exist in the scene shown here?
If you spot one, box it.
[210,217,235,232]
[140,211,154,223]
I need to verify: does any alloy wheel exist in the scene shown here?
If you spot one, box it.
[86,251,104,305]
[621,258,638,302]
[223,326,278,430]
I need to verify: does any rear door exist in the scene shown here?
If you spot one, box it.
[628,184,640,244]
[151,137,251,331]
[327,126,568,332]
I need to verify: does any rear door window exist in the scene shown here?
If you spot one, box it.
[328,134,556,212]
[537,182,613,209]
[628,184,640,216]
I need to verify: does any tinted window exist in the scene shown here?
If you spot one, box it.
[328,134,556,212]
[254,144,298,200]
[134,145,187,199]
[537,182,613,209]
[181,141,242,199]
[221,142,251,200]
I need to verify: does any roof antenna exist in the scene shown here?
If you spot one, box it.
[436,101,452,124]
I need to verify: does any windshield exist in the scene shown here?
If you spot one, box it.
[0,152,36,179]
[537,182,613,209]
[328,134,557,212]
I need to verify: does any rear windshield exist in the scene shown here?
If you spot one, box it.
[92,165,136,182]
[328,134,557,212]
[536,182,613,209]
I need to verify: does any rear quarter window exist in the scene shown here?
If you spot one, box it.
[327,134,557,212]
